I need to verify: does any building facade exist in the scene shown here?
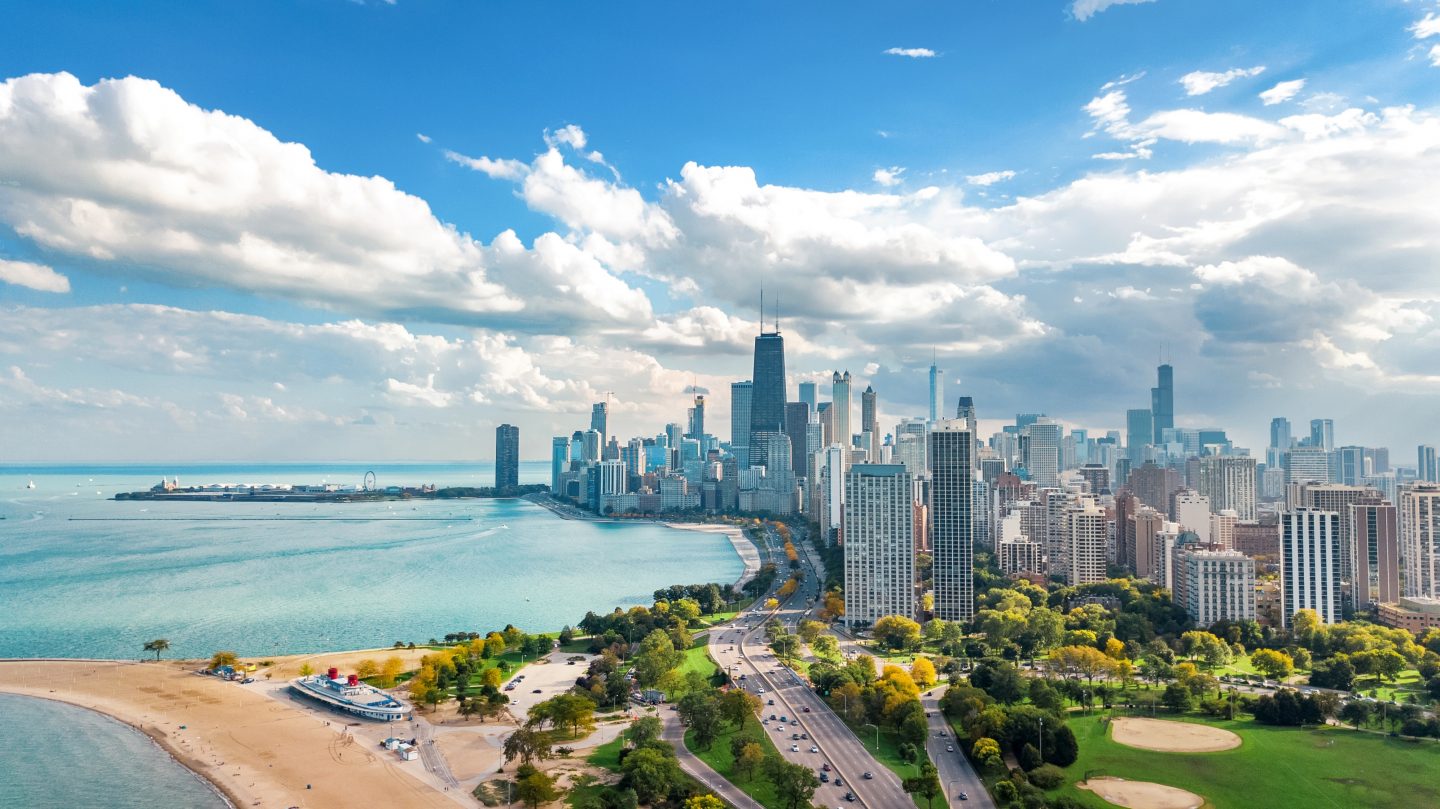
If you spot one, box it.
[495,423,520,490]
[843,464,916,627]
[929,421,975,621]
[1280,509,1342,626]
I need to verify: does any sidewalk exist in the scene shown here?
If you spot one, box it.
[660,712,766,809]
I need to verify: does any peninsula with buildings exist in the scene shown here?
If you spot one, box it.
[114,476,546,502]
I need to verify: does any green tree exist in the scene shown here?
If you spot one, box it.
[677,692,724,751]
[209,650,238,670]
[766,756,820,809]
[717,688,761,729]
[516,769,561,808]
[811,634,842,663]
[736,742,765,781]
[1162,682,1193,713]
[621,746,682,805]
[627,716,663,748]
[683,796,725,809]
[143,639,170,661]
[902,762,942,808]
[1251,649,1295,681]
[632,630,683,688]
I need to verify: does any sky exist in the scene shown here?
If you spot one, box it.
[1,0,1439,462]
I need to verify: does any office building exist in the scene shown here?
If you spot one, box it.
[1337,445,1367,486]
[1151,364,1174,444]
[1127,408,1153,459]
[1129,461,1182,511]
[861,385,879,462]
[1178,550,1256,626]
[798,381,818,413]
[1285,447,1330,485]
[1310,418,1335,452]
[928,361,944,422]
[1352,499,1400,607]
[1419,445,1438,483]
[956,396,977,434]
[495,424,520,490]
[1281,509,1343,626]
[831,371,852,448]
[1298,483,1382,585]
[1269,417,1292,453]
[730,381,752,469]
[1079,464,1110,495]
[686,395,705,440]
[550,436,569,491]
[784,401,811,480]
[1024,419,1062,488]
[820,444,847,541]
[1400,483,1440,599]
[930,421,975,621]
[843,464,916,626]
[1210,509,1238,551]
[1198,455,1257,520]
[590,402,608,448]
[749,328,787,453]
[1170,490,1212,543]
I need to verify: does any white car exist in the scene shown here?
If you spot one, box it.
[791,744,799,752]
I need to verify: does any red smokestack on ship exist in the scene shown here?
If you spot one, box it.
[348,674,359,686]
[327,667,339,680]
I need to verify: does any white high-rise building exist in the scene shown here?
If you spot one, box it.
[1198,456,1257,520]
[843,464,916,627]
[831,371,852,449]
[1285,447,1330,486]
[1064,496,1109,585]
[1171,490,1212,544]
[1177,549,1256,626]
[930,421,975,621]
[1281,509,1342,626]
[1399,483,1440,598]
[1210,509,1238,551]
[1025,419,1062,488]
[820,444,848,541]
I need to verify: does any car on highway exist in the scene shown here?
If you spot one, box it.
[946,745,954,752]
[958,792,968,800]
[809,746,819,753]
[843,792,856,802]
[834,778,843,787]
[862,772,873,780]
[790,744,799,752]
[767,698,775,705]
[821,763,831,772]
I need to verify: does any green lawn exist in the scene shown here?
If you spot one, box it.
[678,642,720,680]
[1058,713,1440,809]
[1353,669,1427,703]
[685,716,786,809]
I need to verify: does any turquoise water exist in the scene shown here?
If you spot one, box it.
[0,693,229,808]
[0,463,742,660]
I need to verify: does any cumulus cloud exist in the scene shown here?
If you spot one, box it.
[966,170,1016,186]
[1412,12,1440,40]
[1071,0,1155,22]
[883,47,936,58]
[873,166,905,186]
[1180,66,1266,96]
[0,258,69,293]
[1259,79,1306,105]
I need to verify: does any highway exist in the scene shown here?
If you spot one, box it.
[921,693,994,809]
[707,524,913,809]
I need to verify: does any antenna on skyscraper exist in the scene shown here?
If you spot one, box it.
[759,286,765,334]
[775,290,781,333]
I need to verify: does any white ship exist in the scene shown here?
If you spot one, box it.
[290,668,412,721]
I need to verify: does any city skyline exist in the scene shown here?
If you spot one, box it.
[4,1,1440,461]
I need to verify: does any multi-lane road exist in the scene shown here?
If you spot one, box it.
[707,525,912,809]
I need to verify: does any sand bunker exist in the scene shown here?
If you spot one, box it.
[1111,717,1241,753]
[1078,777,1204,809]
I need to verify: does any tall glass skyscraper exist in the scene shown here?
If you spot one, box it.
[495,423,520,490]
[798,381,818,413]
[749,329,787,469]
[928,361,944,422]
[730,381,752,469]
[930,420,975,622]
[1150,364,1173,444]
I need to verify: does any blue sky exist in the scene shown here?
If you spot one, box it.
[1,0,1439,461]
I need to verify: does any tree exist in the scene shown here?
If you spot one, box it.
[1019,743,1043,771]
[872,615,924,650]
[971,737,1003,772]
[1047,723,1079,767]
[911,657,937,689]
[628,716,663,748]
[356,658,379,679]
[767,756,820,809]
[621,746,682,805]
[632,630,683,688]
[736,742,765,781]
[209,651,238,670]
[1251,649,1294,681]
[971,661,1025,704]
[902,762,942,808]
[684,796,725,809]
[299,662,314,677]
[896,741,919,764]
[797,620,826,644]
[811,635,842,663]
[378,656,405,688]
[1162,682,1193,713]
[504,725,552,760]
[516,769,561,808]
[678,692,724,751]
[717,688,761,729]
[143,639,171,661]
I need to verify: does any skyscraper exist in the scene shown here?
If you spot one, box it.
[784,401,811,479]
[861,385,879,462]
[686,395,705,439]
[1024,419,1061,488]
[1352,499,1399,607]
[930,420,975,622]
[1198,456,1257,520]
[730,381,752,468]
[1337,445,1367,486]
[831,371,852,449]
[1150,364,1173,445]
[1419,445,1439,483]
[1126,409,1153,459]
[590,402,608,448]
[798,381,818,413]
[495,423,520,491]
[1399,483,1440,598]
[843,464,916,626]
[1309,418,1334,452]
[928,361,944,422]
[1281,509,1342,626]
[1064,497,1109,585]
[956,396,977,434]
[550,436,569,492]
[749,325,787,463]
[1269,417,1292,451]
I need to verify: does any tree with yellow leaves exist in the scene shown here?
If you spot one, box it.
[910,657,937,689]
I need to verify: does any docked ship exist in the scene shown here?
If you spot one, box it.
[290,668,412,721]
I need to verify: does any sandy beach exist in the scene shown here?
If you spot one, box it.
[664,522,762,588]
[0,649,460,809]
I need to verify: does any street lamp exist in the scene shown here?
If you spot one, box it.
[1038,716,1044,762]
[863,723,880,751]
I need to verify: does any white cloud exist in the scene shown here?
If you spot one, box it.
[873,166,905,186]
[1259,79,1306,105]
[1412,12,1440,39]
[883,48,936,58]
[0,258,69,293]
[1429,44,1440,68]
[415,132,431,143]
[443,149,526,180]
[1071,0,1155,22]
[1180,66,1266,96]
[1131,109,1287,144]
[966,170,1016,187]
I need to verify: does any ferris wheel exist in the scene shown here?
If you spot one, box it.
[363,471,376,492]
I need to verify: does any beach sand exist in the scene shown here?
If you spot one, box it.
[664,522,762,588]
[0,651,462,809]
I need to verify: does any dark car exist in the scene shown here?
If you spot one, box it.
[862,772,873,780]
[844,792,856,802]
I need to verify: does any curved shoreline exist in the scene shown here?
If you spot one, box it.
[0,681,238,809]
